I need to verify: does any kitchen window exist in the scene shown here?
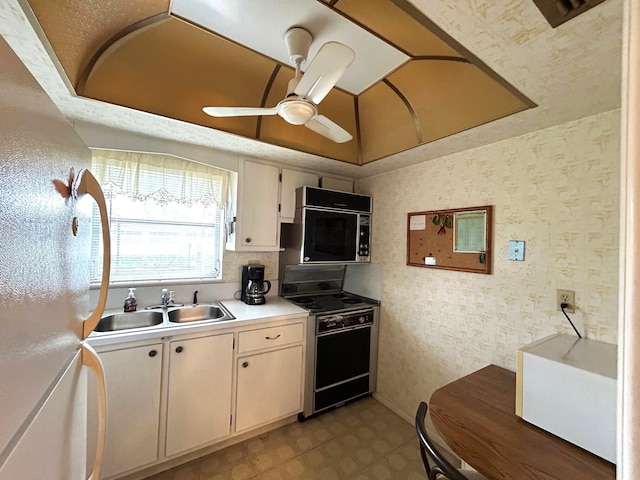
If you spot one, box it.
[89,150,230,285]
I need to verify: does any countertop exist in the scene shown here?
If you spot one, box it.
[88,297,308,347]
[221,298,307,321]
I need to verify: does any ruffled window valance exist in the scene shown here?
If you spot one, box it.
[91,149,230,208]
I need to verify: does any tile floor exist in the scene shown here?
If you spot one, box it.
[145,397,426,480]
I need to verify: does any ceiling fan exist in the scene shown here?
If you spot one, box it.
[202,27,355,144]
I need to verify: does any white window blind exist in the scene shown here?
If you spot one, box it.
[90,149,230,284]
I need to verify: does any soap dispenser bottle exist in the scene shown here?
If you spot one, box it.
[124,288,137,312]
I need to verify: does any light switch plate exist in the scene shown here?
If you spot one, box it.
[508,240,525,261]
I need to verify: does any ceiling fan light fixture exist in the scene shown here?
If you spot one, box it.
[278,99,317,125]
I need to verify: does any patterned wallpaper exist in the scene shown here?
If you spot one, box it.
[223,251,279,283]
[358,109,621,419]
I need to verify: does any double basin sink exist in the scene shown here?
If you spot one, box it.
[95,303,234,333]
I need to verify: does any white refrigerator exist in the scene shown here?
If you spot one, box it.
[0,35,110,479]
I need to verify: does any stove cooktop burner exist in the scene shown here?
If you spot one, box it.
[341,298,363,305]
[331,293,347,299]
[292,297,315,304]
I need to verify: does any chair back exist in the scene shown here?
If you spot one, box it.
[415,402,470,480]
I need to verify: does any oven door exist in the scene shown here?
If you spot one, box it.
[314,325,372,412]
[301,207,358,263]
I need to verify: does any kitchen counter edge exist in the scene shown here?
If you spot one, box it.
[87,297,308,347]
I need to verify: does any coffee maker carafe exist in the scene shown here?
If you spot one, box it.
[241,264,272,305]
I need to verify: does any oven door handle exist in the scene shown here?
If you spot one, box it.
[317,324,372,336]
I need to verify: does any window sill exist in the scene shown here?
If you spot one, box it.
[90,277,223,290]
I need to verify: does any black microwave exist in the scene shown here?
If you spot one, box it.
[281,187,371,265]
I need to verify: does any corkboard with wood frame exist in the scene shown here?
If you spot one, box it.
[406,205,493,274]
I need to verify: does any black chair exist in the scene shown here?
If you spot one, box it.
[415,402,487,480]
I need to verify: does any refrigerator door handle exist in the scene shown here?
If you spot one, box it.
[72,169,111,339]
[82,343,107,480]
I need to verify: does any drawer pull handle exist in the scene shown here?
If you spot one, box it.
[242,361,249,368]
[265,334,281,340]
[175,346,183,353]
[148,350,157,357]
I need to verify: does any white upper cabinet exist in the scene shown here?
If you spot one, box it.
[225,157,352,251]
[320,176,354,193]
[279,169,319,223]
[226,159,280,251]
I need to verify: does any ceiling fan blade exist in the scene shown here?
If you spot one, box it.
[202,106,278,117]
[294,42,355,104]
[305,115,353,143]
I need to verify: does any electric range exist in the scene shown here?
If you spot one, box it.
[280,265,380,420]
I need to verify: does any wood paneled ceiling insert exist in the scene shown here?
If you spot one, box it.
[25,0,535,165]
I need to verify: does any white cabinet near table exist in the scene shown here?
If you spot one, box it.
[235,322,304,432]
[165,333,234,457]
[88,343,163,479]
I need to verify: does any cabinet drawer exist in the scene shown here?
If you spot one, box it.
[238,323,304,353]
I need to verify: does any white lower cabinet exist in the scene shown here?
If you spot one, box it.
[90,316,306,479]
[235,345,303,432]
[93,343,163,479]
[165,333,234,457]
[235,322,304,432]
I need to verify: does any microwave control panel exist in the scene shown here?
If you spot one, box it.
[358,214,371,261]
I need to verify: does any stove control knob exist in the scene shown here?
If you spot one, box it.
[359,316,365,324]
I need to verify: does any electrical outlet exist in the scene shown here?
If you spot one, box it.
[557,289,575,313]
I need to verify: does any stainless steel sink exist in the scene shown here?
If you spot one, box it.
[167,304,234,323]
[95,311,164,332]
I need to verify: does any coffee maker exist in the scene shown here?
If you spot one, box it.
[241,264,272,305]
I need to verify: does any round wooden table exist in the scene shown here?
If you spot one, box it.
[429,364,616,480]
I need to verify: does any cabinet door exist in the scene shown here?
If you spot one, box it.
[240,161,280,247]
[91,343,163,479]
[280,169,318,222]
[320,176,353,192]
[236,345,303,432]
[166,334,234,457]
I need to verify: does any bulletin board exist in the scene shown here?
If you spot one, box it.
[406,205,493,274]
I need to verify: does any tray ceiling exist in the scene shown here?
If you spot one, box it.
[24,0,535,165]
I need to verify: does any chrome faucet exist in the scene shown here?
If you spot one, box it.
[161,289,171,307]
[144,289,181,310]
